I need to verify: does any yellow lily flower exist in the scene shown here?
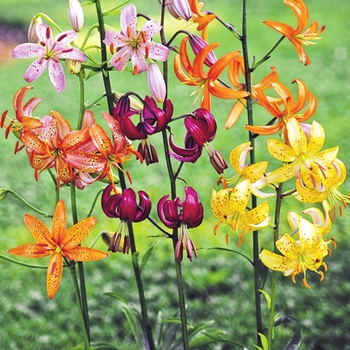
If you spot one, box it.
[260,215,329,288]
[8,200,109,299]
[218,142,274,199]
[211,179,270,246]
[266,118,338,188]
[263,0,325,65]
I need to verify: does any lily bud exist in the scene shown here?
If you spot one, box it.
[0,188,7,202]
[66,59,82,74]
[188,34,217,67]
[165,0,191,21]
[147,63,166,103]
[68,0,84,32]
[27,16,42,43]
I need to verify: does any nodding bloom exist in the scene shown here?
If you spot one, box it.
[259,213,329,289]
[101,184,151,253]
[211,179,270,246]
[218,142,274,199]
[103,3,169,74]
[245,79,317,138]
[114,94,173,165]
[174,37,249,111]
[226,56,279,128]
[27,16,42,43]
[169,108,228,174]
[266,118,339,190]
[263,0,325,65]
[8,200,108,299]
[157,187,203,261]
[12,24,86,92]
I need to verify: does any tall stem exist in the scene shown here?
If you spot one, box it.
[94,2,155,348]
[241,0,263,346]
[267,183,283,349]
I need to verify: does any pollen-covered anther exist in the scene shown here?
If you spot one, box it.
[302,277,311,289]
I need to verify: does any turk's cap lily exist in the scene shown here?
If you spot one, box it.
[68,0,84,32]
[101,183,151,222]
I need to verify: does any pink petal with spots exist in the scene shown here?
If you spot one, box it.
[36,23,52,42]
[53,30,79,47]
[56,47,86,61]
[12,43,45,59]
[131,49,148,73]
[121,4,137,35]
[24,57,48,82]
[110,46,132,71]
[148,42,169,61]
[48,59,66,92]
[141,20,162,40]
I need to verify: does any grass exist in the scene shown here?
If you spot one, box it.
[1,1,350,349]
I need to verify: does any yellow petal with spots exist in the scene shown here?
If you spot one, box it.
[267,139,296,162]
[276,234,300,260]
[229,179,250,213]
[259,249,297,274]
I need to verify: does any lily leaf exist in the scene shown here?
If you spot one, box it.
[139,242,157,273]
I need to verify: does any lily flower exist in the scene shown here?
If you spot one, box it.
[8,200,108,299]
[165,0,191,21]
[147,63,166,102]
[245,79,317,137]
[101,184,151,253]
[259,214,329,288]
[158,187,203,261]
[174,37,249,111]
[68,0,84,32]
[263,0,325,65]
[218,142,274,198]
[104,3,169,74]
[113,95,173,164]
[266,118,339,189]
[211,179,270,246]
[226,56,279,128]
[169,108,228,173]
[12,24,86,92]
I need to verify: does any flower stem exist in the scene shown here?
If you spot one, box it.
[94,2,155,348]
[241,0,263,346]
[267,183,283,349]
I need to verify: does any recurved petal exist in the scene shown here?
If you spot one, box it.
[307,120,325,153]
[229,179,250,213]
[265,162,296,184]
[12,43,45,59]
[263,20,295,38]
[276,233,300,259]
[210,188,231,219]
[24,58,48,83]
[240,201,270,230]
[259,249,296,273]
[48,59,66,92]
[242,161,269,183]
[47,252,63,299]
[295,180,327,204]
[61,216,97,250]
[63,246,109,261]
[8,243,51,258]
[52,200,67,243]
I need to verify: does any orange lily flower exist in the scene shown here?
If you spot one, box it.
[225,56,279,128]
[245,79,317,139]
[263,0,325,65]
[174,37,249,111]
[187,0,216,40]
[8,200,108,299]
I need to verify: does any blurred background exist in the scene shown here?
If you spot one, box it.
[0,1,349,349]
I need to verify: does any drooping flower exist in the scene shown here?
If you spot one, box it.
[158,187,203,261]
[266,118,339,189]
[8,200,108,299]
[259,214,329,288]
[113,94,173,165]
[263,0,325,65]
[165,0,191,21]
[174,37,249,111]
[211,179,270,246]
[103,3,169,74]
[226,56,279,128]
[12,24,86,92]
[147,63,166,102]
[68,0,84,32]
[218,142,274,198]
[245,79,317,137]
[101,184,151,253]
[169,108,227,173]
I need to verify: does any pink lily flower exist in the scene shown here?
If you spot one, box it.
[104,3,169,74]
[12,24,86,92]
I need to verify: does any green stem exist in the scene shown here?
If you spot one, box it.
[267,183,283,349]
[241,0,263,346]
[4,189,52,217]
[94,2,156,348]
[0,254,47,269]
[76,70,86,130]
[69,262,91,350]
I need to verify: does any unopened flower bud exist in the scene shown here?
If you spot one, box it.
[66,59,82,74]
[147,63,166,103]
[0,188,8,202]
[165,0,191,21]
[27,16,42,43]
[68,0,84,32]
[188,34,217,67]
[113,92,143,112]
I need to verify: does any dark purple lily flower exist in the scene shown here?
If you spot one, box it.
[188,34,217,67]
[114,95,173,164]
[101,183,151,253]
[157,187,203,261]
[169,108,228,174]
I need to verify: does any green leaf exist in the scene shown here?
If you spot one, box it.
[284,328,302,350]
[139,242,157,273]
[274,315,302,350]
[103,291,128,304]
[255,333,269,350]
[208,247,253,265]
[259,289,272,310]
[201,332,247,349]
[103,0,130,16]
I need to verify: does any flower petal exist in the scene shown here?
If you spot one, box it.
[64,246,109,261]
[51,200,67,243]
[46,252,63,299]
[12,43,45,59]
[24,58,48,83]
[48,59,66,92]
[8,243,51,258]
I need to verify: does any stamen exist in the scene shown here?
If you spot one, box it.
[145,45,149,58]
[46,26,51,40]
[141,31,146,43]
[57,33,68,42]
[132,64,138,75]
[127,25,131,38]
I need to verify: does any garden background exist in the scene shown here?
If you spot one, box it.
[0,0,349,349]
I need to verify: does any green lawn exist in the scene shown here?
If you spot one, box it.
[1,1,350,349]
